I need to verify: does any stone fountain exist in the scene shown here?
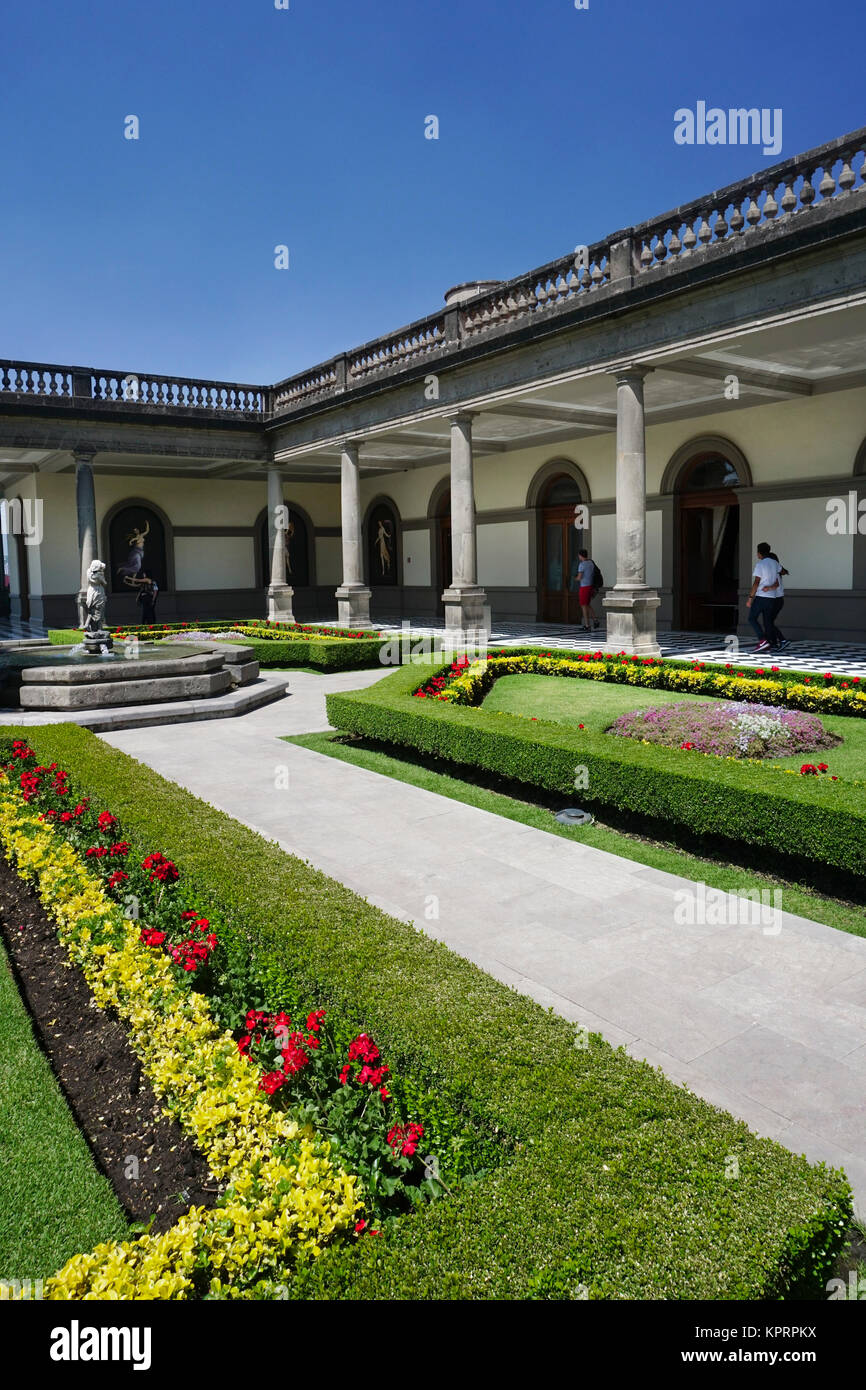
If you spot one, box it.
[0,559,286,729]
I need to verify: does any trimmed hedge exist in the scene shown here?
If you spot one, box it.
[46,628,385,673]
[4,723,852,1300]
[326,661,866,875]
[225,636,385,672]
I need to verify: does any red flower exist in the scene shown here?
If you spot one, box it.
[97,811,118,832]
[387,1121,424,1158]
[258,1071,287,1096]
[680,742,694,751]
[85,846,108,859]
[348,1034,380,1064]
[140,927,166,948]
[108,870,129,890]
[109,842,130,857]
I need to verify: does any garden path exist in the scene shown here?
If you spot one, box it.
[102,668,866,1211]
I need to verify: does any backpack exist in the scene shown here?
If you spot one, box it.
[591,563,604,591]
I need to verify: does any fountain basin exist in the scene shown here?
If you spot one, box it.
[1,641,261,711]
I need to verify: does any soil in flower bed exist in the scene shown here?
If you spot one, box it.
[0,858,220,1235]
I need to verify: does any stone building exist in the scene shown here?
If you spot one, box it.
[1,125,865,651]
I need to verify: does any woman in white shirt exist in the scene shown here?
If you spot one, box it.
[745,543,789,651]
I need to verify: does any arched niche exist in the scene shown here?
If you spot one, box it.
[255,502,314,588]
[363,495,401,587]
[103,498,173,596]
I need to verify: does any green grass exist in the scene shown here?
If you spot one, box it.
[3,723,852,1301]
[0,939,127,1283]
[326,661,866,879]
[287,730,866,939]
[483,674,866,778]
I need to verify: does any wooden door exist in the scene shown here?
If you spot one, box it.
[541,506,582,623]
[437,516,451,613]
[679,490,739,632]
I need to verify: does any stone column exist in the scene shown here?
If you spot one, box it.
[266,467,295,624]
[602,367,661,656]
[335,440,372,627]
[441,411,489,633]
[74,448,97,628]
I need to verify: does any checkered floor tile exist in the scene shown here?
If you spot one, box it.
[375,620,866,678]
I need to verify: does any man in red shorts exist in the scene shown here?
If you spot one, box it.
[576,548,599,632]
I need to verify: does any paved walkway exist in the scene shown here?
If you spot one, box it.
[101,669,866,1210]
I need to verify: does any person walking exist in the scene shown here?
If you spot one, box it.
[766,550,789,651]
[746,543,788,652]
[576,549,600,632]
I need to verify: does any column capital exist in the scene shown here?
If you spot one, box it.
[611,364,653,386]
[339,436,363,457]
[73,446,97,464]
[447,410,476,427]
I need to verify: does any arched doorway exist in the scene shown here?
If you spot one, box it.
[676,452,741,632]
[540,474,585,622]
[435,489,451,611]
[258,506,310,588]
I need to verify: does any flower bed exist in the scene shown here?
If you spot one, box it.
[0,722,853,1301]
[326,661,866,877]
[0,740,460,1298]
[418,649,866,718]
[608,700,841,760]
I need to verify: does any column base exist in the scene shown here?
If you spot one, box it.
[441,586,490,636]
[602,587,662,657]
[267,584,295,625]
[335,585,373,628]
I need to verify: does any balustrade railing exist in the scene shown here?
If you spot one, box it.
[634,136,866,271]
[3,126,864,425]
[0,361,266,415]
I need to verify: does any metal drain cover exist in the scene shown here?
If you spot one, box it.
[554,807,594,827]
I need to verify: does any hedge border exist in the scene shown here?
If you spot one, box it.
[4,722,852,1301]
[325,660,866,875]
[45,628,385,673]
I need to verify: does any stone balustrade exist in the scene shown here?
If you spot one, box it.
[2,125,864,427]
[0,361,266,416]
[634,135,866,271]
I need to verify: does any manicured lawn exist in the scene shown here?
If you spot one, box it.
[482,674,866,777]
[287,730,866,940]
[0,940,127,1282]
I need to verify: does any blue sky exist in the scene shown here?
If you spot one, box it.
[1,0,863,385]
